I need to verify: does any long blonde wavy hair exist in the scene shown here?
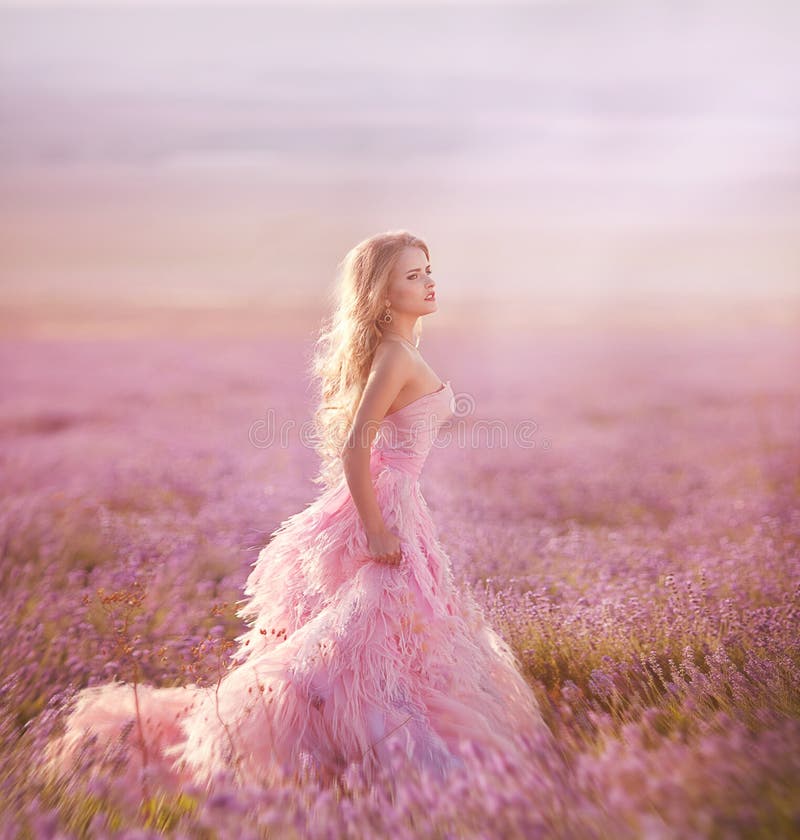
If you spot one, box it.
[307,230,430,490]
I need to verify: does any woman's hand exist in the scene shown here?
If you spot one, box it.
[366,527,403,566]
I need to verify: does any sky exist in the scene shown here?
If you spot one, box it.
[0,1,798,322]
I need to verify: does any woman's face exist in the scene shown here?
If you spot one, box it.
[386,246,437,317]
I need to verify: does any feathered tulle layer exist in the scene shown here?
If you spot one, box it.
[40,466,546,796]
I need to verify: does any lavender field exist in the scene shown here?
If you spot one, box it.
[1,326,799,838]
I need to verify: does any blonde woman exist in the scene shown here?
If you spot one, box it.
[41,230,549,796]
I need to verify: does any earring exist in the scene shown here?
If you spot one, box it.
[380,304,392,324]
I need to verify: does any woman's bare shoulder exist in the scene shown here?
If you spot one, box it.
[372,338,417,369]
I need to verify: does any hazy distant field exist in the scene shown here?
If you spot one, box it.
[2,326,798,836]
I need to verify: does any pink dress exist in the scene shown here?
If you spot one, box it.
[41,380,547,794]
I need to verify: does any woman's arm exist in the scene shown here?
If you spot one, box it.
[340,341,411,564]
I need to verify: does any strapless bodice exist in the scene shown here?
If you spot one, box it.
[369,380,454,480]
